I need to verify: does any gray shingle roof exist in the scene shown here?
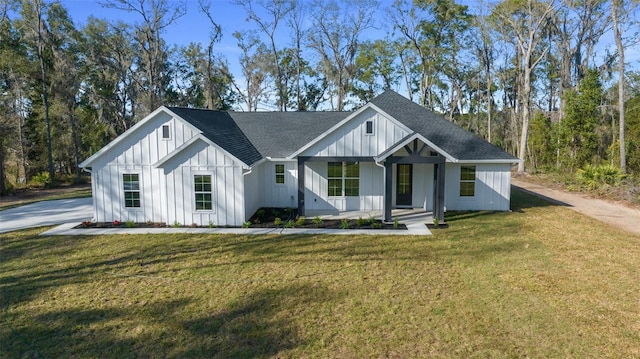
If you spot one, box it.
[370,91,518,161]
[229,112,349,158]
[167,91,517,166]
[167,107,263,166]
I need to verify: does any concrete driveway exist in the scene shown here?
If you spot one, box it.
[0,198,93,233]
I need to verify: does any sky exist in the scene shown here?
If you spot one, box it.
[55,0,639,101]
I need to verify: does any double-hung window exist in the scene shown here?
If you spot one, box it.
[123,173,140,208]
[328,162,359,197]
[275,164,285,184]
[194,175,212,210]
[459,166,476,197]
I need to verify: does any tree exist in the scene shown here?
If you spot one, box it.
[236,0,294,111]
[103,0,185,115]
[558,69,603,168]
[18,0,55,185]
[308,0,377,110]
[351,39,401,104]
[610,0,638,173]
[491,0,557,174]
[233,31,271,111]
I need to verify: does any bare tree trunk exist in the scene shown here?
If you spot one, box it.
[612,0,626,173]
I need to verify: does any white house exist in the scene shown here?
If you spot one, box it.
[79,91,519,226]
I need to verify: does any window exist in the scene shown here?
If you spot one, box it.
[194,175,212,210]
[123,173,140,208]
[365,120,374,135]
[162,124,170,139]
[275,164,285,184]
[460,166,476,197]
[328,162,359,197]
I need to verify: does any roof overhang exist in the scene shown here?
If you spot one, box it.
[153,133,250,169]
[374,133,458,163]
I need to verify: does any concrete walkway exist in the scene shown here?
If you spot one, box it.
[0,198,92,234]
[41,208,432,236]
[512,177,640,236]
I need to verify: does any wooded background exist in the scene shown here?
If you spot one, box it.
[1,0,638,195]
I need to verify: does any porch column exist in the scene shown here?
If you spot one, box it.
[384,161,393,222]
[433,161,445,222]
[298,157,306,216]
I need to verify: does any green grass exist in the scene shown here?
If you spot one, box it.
[1,189,639,358]
[0,186,92,211]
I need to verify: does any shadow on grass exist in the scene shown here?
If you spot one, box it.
[511,185,571,211]
[2,284,334,358]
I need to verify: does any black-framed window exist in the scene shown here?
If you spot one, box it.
[162,124,170,139]
[365,120,374,135]
[194,175,212,210]
[328,162,359,197]
[460,166,476,197]
[123,173,140,208]
[275,164,285,184]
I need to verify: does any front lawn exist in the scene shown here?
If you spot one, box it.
[1,189,639,358]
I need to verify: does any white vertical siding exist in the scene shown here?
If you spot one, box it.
[258,160,298,208]
[300,108,411,157]
[90,109,247,226]
[444,163,512,211]
[303,161,383,215]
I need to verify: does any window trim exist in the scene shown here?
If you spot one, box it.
[275,164,285,185]
[327,161,359,197]
[161,124,171,140]
[194,174,214,211]
[459,165,476,197]
[122,172,141,209]
[365,120,374,135]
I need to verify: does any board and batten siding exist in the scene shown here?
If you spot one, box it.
[299,108,410,157]
[159,138,245,226]
[444,163,511,211]
[90,111,197,223]
[304,161,383,215]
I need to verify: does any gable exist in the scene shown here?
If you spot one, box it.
[80,108,200,168]
[296,107,411,157]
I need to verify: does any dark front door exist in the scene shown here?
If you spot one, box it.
[396,164,412,206]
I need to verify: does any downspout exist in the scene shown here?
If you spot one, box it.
[374,159,388,222]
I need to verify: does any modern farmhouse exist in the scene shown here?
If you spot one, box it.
[79,91,519,226]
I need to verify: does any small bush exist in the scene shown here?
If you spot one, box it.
[312,216,323,228]
[274,217,283,226]
[340,219,350,229]
[172,221,181,228]
[242,221,251,228]
[125,220,135,228]
[284,219,295,228]
[29,171,51,188]
[356,216,365,228]
[393,216,399,229]
[576,164,624,191]
[295,216,306,227]
[372,222,382,229]
[367,215,376,225]
[208,220,215,228]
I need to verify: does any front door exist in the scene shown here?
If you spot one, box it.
[396,164,412,206]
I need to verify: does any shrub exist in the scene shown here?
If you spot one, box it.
[312,216,323,228]
[367,215,376,225]
[208,220,215,228]
[295,216,306,227]
[29,171,50,188]
[356,216,365,228]
[340,219,350,229]
[125,220,135,228]
[172,221,181,228]
[242,221,251,228]
[576,164,624,191]
[274,217,283,226]
[393,216,399,229]
[284,219,295,228]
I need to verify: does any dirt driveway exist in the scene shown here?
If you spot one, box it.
[512,177,640,236]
